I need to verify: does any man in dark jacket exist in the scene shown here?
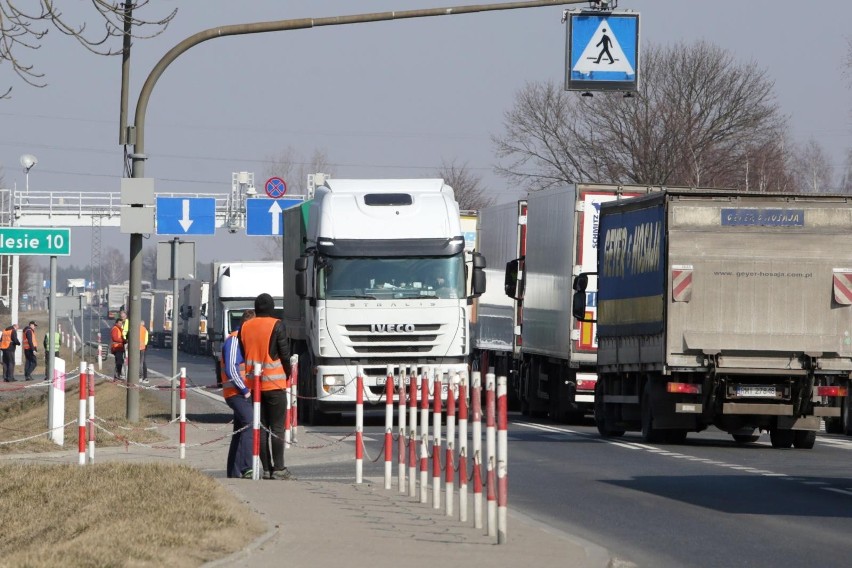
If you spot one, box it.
[1,323,20,382]
[22,321,38,381]
[238,293,293,480]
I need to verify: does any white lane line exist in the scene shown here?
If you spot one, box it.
[823,488,852,497]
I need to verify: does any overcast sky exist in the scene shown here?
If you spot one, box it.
[1,0,850,272]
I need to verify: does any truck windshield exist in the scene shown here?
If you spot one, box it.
[319,256,465,300]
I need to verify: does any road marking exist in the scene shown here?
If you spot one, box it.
[823,488,852,497]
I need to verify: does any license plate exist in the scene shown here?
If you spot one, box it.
[736,386,776,398]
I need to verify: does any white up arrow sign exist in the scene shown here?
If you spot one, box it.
[178,199,193,232]
[268,200,283,234]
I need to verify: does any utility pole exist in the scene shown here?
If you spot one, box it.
[124,0,585,421]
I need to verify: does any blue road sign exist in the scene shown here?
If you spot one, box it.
[246,197,303,236]
[156,197,216,235]
[565,12,639,92]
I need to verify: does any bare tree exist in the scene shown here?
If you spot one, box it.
[433,158,495,210]
[141,245,158,286]
[790,138,834,192]
[494,41,791,192]
[839,149,852,194]
[102,246,128,285]
[259,147,334,260]
[0,1,176,98]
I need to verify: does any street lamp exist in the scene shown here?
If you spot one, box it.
[20,154,38,193]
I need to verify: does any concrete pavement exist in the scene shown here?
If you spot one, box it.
[4,383,613,568]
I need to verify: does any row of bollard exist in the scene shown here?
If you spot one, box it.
[355,367,509,544]
[75,361,187,465]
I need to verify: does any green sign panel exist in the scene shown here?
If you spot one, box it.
[0,227,71,256]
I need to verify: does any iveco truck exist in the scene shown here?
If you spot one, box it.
[283,177,485,424]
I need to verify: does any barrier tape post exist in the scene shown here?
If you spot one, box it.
[284,376,292,449]
[78,362,86,466]
[458,375,469,523]
[290,355,299,442]
[179,367,187,460]
[497,375,509,544]
[486,372,497,537]
[87,363,95,464]
[445,372,457,516]
[408,369,418,498]
[96,332,102,370]
[384,366,394,490]
[432,372,442,510]
[252,363,262,481]
[419,371,430,504]
[472,371,483,529]
[355,367,364,484]
[398,366,407,494]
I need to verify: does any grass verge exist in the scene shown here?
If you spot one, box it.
[0,462,264,567]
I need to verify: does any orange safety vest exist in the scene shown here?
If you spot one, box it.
[22,328,37,350]
[240,317,287,391]
[139,324,149,351]
[110,324,125,354]
[221,332,252,399]
[0,328,12,350]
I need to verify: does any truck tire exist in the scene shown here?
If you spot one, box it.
[792,430,816,449]
[826,394,852,435]
[732,433,760,444]
[641,391,664,444]
[769,429,794,448]
[594,380,625,438]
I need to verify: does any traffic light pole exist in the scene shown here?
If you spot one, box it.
[126,0,584,421]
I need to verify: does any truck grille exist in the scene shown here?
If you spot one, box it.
[343,323,443,355]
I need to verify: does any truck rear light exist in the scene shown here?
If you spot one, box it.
[817,386,848,397]
[576,377,597,391]
[667,382,701,394]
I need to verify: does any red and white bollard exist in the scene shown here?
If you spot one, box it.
[252,363,262,481]
[284,379,292,449]
[87,364,96,464]
[458,375,469,523]
[290,355,299,442]
[419,372,430,504]
[78,362,86,466]
[355,367,364,484]
[398,367,408,494]
[445,373,457,517]
[97,332,102,370]
[486,372,497,537]
[179,367,187,460]
[432,373,442,510]
[497,375,509,544]
[472,371,483,529]
[384,366,394,490]
[408,370,418,498]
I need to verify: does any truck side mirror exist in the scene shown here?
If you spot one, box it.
[504,257,525,301]
[572,291,589,321]
[573,273,589,293]
[295,255,309,298]
[470,252,486,297]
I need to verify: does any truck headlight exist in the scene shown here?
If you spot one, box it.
[323,375,345,387]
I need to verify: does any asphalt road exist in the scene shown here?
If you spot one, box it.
[138,346,852,567]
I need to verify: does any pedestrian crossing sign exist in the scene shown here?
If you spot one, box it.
[565,11,639,92]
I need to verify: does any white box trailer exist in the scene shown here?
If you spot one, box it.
[150,289,173,348]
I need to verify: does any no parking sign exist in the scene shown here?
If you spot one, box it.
[265,177,288,198]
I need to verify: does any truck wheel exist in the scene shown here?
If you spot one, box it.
[792,430,816,449]
[732,432,760,444]
[769,429,794,448]
[214,359,222,388]
[641,391,664,443]
[594,381,625,438]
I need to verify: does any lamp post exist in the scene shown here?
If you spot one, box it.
[13,154,38,333]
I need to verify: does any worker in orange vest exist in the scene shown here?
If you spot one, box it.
[0,323,20,382]
[22,321,38,381]
[238,293,293,480]
[110,316,126,380]
[222,309,255,478]
[138,320,150,383]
